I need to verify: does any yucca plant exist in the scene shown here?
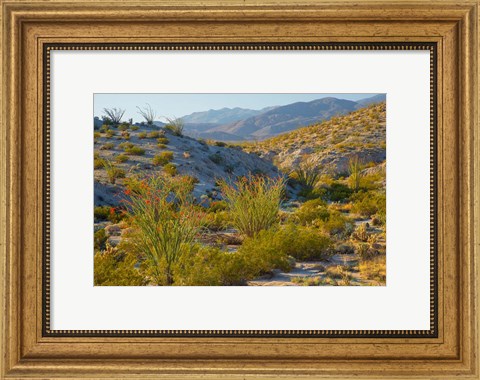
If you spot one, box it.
[219,175,285,237]
[348,155,363,191]
[124,175,204,285]
[102,159,125,184]
[291,157,321,191]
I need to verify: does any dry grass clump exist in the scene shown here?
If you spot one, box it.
[152,151,174,166]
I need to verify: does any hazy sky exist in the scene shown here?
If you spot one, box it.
[94,93,378,122]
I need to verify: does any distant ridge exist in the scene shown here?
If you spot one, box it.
[179,95,385,141]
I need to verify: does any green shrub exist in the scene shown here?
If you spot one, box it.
[214,141,226,147]
[157,143,167,149]
[219,176,284,237]
[94,206,125,223]
[237,230,292,274]
[130,125,139,131]
[94,245,147,286]
[348,156,363,191]
[351,191,386,219]
[152,151,174,166]
[323,182,353,202]
[293,198,330,225]
[208,200,228,213]
[94,158,104,169]
[124,145,145,156]
[138,132,147,139]
[157,137,169,145]
[273,224,332,261]
[291,158,320,190]
[148,131,160,138]
[94,132,101,139]
[94,228,108,251]
[203,210,231,231]
[163,163,177,176]
[174,245,248,286]
[121,131,130,140]
[118,123,129,131]
[317,210,353,236]
[115,154,129,163]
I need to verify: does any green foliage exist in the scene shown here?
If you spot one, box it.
[157,143,167,149]
[152,151,174,166]
[147,131,160,138]
[174,245,249,286]
[138,132,147,139]
[267,224,332,261]
[351,191,386,219]
[118,123,129,131]
[124,175,204,285]
[237,230,292,273]
[323,182,353,202]
[157,137,169,145]
[348,156,363,191]
[202,211,230,231]
[102,159,126,184]
[293,198,330,226]
[214,141,226,147]
[130,125,139,131]
[163,163,177,176]
[317,210,353,236]
[94,206,125,223]
[291,157,320,190]
[94,245,147,286]
[208,200,228,213]
[94,228,108,251]
[124,145,145,156]
[94,158,104,169]
[219,175,285,237]
[94,131,101,139]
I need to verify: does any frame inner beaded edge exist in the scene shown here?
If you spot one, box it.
[42,42,438,338]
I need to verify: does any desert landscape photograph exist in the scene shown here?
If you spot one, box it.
[93,93,386,286]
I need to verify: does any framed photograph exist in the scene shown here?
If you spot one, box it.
[1,0,478,378]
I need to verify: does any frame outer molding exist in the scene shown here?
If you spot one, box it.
[1,0,479,378]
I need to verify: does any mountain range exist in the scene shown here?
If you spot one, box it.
[179,94,385,141]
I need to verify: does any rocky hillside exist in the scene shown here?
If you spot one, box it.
[94,126,280,207]
[242,101,386,175]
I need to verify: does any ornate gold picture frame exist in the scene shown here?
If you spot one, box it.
[1,0,478,378]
